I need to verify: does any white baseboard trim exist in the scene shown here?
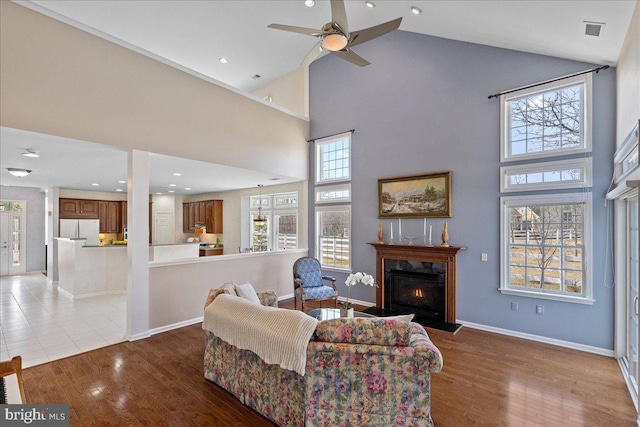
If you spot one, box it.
[147,316,204,337]
[73,290,127,300]
[337,296,375,307]
[459,320,614,357]
[129,332,151,341]
[56,286,73,300]
[278,293,294,301]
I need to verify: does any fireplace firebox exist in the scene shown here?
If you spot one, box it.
[388,268,445,321]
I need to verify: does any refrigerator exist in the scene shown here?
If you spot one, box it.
[59,219,100,246]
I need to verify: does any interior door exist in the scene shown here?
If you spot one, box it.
[154,212,173,244]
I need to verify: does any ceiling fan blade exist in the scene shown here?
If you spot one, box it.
[267,23,327,37]
[330,0,349,35]
[347,17,402,48]
[332,49,370,67]
[301,41,328,67]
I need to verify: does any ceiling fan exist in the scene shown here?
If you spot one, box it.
[268,0,402,67]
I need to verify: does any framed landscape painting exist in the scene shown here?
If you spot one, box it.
[378,171,452,218]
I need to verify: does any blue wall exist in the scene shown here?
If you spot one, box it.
[309,30,616,349]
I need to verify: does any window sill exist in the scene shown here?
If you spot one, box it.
[499,288,595,305]
[321,266,351,274]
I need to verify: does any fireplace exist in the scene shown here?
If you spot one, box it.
[368,242,465,327]
[388,267,445,321]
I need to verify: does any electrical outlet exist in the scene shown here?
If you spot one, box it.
[536,305,544,315]
[511,301,518,311]
[481,253,488,262]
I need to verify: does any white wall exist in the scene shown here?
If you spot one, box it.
[148,249,307,330]
[251,67,309,118]
[616,0,640,146]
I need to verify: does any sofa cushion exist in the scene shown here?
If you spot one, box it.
[315,318,412,347]
[204,282,237,309]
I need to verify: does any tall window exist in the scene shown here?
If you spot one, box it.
[501,194,591,302]
[499,74,593,304]
[315,132,352,269]
[249,192,298,252]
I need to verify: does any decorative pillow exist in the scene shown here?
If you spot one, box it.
[235,282,261,305]
[315,318,412,347]
[381,313,415,322]
[204,288,226,309]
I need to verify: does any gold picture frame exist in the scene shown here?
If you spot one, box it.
[378,171,452,218]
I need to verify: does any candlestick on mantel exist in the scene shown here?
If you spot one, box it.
[399,218,402,240]
[429,225,432,246]
[390,223,394,242]
[423,218,427,235]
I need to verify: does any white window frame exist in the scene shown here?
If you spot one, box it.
[500,74,592,163]
[248,191,298,252]
[499,193,593,304]
[315,132,352,184]
[315,183,351,204]
[315,205,351,271]
[500,158,592,193]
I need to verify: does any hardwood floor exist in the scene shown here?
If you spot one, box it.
[21,299,637,426]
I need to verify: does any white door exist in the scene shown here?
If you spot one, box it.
[154,212,173,244]
[0,211,26,276]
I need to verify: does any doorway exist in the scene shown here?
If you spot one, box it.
[0,201,27,276]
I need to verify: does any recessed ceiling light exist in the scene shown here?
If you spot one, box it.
[168,190,175,193]
[305,0,315,7]
[169,184,176,187]
[365,1,375,8]
[116,189,123,192]
[172,173,181,176]
[156,192,162,195]
[219,57,228,64]
[91,183,100,186]
[7,168,31,177]
[118,180,126,184]
[411,6,422,14]
[22,149,39,158]
[185,187,191,190]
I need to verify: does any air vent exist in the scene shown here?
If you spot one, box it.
[584,21,605,37]
[252,74,261,79]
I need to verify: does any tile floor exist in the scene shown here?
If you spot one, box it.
[0,273,126,368]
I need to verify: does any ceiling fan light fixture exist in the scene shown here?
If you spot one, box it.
[7,168,31,178]
[322,33,348,51]
[410,6,422,15]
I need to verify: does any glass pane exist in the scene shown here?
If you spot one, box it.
[12,215,20,266]
[276,214,297,250]
[318,210,350,268]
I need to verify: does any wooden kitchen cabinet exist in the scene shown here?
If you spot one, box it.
[121,201,127,230]
[183,200,223,234]
[98,201,121,233]
[205,200,223,234]
[59,198,99,219]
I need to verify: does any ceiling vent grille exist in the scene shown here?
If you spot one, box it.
[584,21,605,37]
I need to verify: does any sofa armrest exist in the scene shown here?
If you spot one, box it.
[409,323,443,372]
[257,290,278,307]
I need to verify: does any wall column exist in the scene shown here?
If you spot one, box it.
[127,149,150,340]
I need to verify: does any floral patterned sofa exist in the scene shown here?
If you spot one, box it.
[203,288,443,427]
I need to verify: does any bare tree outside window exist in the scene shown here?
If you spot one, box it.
[508,203,583,295]
[509,84,581,157]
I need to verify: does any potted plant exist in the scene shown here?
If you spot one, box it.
[342,272,377,317]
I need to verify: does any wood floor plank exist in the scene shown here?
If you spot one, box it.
[19,300,637,426]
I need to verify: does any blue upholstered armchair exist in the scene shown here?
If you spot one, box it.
[293,257,338,311]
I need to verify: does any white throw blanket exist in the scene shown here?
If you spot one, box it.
[202,294,318,376]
